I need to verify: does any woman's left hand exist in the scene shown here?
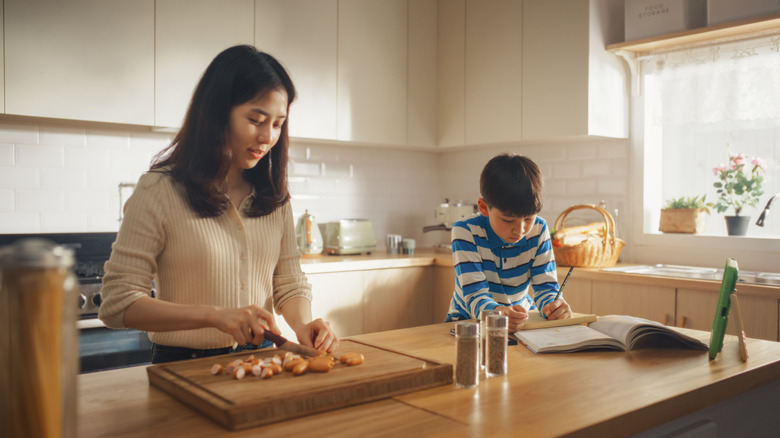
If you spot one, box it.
[295,318,339,353]
[542,299,572,320]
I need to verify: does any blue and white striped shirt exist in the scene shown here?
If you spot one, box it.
[446,214,559,321]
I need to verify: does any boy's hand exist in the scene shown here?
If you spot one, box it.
[498,305,529,332]
[542,299,572,321]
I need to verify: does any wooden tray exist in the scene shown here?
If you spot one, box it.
[147,339,453,430]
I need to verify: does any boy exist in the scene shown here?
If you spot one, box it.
[445,154,570,332]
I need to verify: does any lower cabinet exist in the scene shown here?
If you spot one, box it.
[276,266,442,340]
[591,281,677,326]
[677,288,779,341]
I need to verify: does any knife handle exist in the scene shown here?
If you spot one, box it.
[262,330,288,347]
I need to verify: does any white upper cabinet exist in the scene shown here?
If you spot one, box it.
[439,0,627,147]
[465,0,523,145]
[5,0,155,125]
[407,0,438,148]
[155,0,254,129]
[522,0,628,141]
[0,1,4,114]
[256,0,338,141]
[338,0,408,145]
[439,0,524,148]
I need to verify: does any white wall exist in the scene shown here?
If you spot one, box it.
[0,119,444,248]
[0,119,632,256]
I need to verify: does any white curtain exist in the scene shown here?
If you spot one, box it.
[641,34,780,237]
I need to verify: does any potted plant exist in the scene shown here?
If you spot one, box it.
[659,195,713,234]
[713,151,765,236]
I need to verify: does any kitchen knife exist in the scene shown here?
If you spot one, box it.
[263,331,320,357]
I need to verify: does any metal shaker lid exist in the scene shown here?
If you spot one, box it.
[0,238,75,269]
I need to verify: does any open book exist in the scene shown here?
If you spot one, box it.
[514,314,709,353]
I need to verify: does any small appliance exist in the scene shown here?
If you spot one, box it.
[322,219,376,255]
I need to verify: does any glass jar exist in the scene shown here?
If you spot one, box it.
[479,309,501,370]
[1,238,79,438]
[454,321,479,388]
[486,314,508,377]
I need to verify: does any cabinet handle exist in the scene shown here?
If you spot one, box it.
[677,316,687,328]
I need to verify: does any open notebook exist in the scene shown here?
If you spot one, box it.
[514,314,709,353]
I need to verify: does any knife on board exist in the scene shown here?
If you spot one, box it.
[263,331,320,357]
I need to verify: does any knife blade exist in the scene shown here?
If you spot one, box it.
[263,331,320,357]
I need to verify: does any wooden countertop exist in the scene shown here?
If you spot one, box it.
[298,250,780,298]
[78,323,780,437]
[299,248,453,274]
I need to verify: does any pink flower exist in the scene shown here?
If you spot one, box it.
[712,164,727,176]
[752,157,766,170]
[729,153,745,165]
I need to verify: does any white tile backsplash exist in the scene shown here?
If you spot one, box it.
[0,144,14,166]
[0,120,631,254]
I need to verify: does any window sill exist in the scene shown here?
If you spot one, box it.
[631,232,780,273]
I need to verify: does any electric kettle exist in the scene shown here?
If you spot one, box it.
[295,210,323,257]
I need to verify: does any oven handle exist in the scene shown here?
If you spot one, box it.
[77,319,107,330]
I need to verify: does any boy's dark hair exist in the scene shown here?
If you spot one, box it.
[152,45,296,218]
[480,154,543,217]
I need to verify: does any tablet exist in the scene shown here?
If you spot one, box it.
[709,258,738,360]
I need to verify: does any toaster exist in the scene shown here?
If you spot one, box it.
[322,219,376,255]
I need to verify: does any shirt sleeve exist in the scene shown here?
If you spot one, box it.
[529,218,559,310]
[451,221,500,319]
[98,173,165,329]
[272,202,313,314]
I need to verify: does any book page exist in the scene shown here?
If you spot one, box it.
[514,324,625,353]
[591,315,708,350]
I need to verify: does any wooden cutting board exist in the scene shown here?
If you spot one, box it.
[147,339,453,430]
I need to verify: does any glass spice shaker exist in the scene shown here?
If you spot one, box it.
[0,238,79,438]
[479,309,500,371]
[486,314,508,377]
[454,321,479,388]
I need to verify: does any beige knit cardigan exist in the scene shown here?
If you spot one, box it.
[98,170,312,349]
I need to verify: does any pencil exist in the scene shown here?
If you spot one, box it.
[554,266,574,301]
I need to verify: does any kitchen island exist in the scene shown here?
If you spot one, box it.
[79,322,780,437]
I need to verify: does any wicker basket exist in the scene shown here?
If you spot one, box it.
[552,204,625,268]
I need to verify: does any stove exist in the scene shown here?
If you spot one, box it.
[0,232,153,373]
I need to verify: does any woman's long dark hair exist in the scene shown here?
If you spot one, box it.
[152,45,296,217]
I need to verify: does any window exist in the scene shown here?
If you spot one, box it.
[642,35,780,238]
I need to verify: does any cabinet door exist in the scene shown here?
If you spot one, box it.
[591,281,676,325]
[677,288,779,342]
[306,271,365,338]
[559,276,592,314]
[256,0,338,140]
[338,0,407,145]
[5,0,154,125]
[155,0,254,128]
[0,0,4,114]
[363,267,433,333]
[433,265,456,323]
[465,0,523,145]
[437,0,466,148]
[522,0,589,141]
[407,0,438,148]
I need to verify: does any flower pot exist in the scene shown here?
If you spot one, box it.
[659,208,707,234]
[724,215,751,236]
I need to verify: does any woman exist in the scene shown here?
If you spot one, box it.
[99,45,338,363]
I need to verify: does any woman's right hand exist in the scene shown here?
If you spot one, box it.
[207,305,280,346]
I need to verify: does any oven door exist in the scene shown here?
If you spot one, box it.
[78,319,153,373]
